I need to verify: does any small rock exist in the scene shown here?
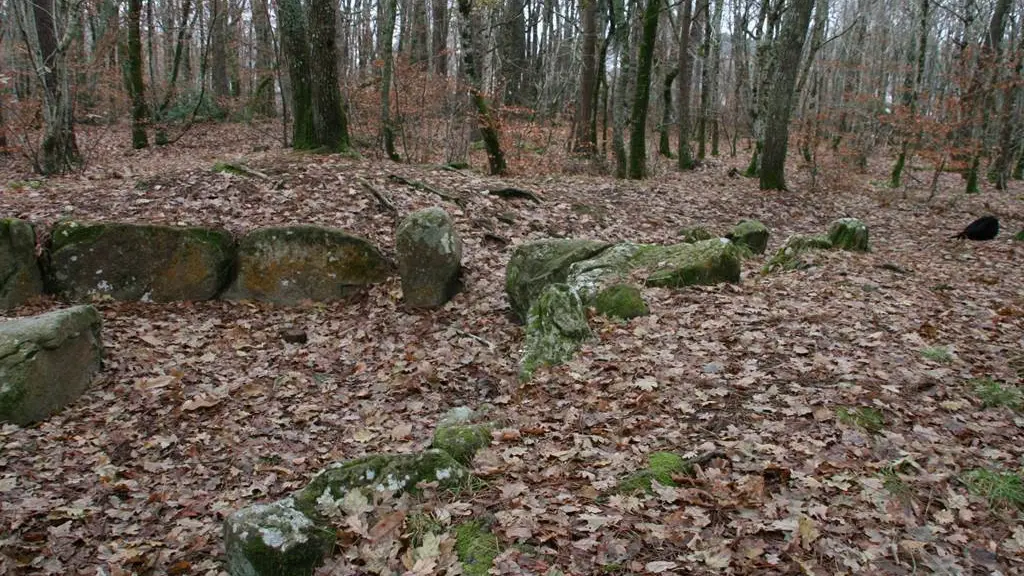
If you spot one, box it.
[280,328,307,344]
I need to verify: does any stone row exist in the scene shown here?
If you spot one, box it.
[0,208,462,310]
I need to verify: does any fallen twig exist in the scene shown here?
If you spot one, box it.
[354,176,398,214]
[388,174,467,208]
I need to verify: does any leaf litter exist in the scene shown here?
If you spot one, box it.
[0,123,1023,574]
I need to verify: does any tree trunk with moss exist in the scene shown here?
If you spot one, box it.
[758,0,814,191]
[627,0,662,179]
[890,0,928,188]
[280,0,315,148]
[456,0,506,175]
[308,0,350,151]
[573,0,598,155]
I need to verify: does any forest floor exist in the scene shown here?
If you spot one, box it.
[1,122,1023,575]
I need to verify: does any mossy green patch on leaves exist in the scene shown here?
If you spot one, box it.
[972,377,1022,410]
[617,452,692,494]
[836,406,885,434]
[455,521,500,576]
[961,468,1024,509]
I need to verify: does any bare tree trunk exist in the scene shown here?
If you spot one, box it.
[432,0,449,75]
[456,0,506,174]
[252,0,276,117]
[759,0,814,190]
[696,0,709,160]
[991,28,1022,190]
[707,0,723,156]
[611,0,632,178]
[126,0,149,148]
[380,0,400,160]
[572,0,598,154]
[210,0,230,100]
[16,0,82,174]
[627,0,662,179]
[677,0,695,170]
[890,0,928,188]
[963,0,1011,192]
[658,67,678,157]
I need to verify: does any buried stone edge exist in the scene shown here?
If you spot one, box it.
[223,408,493,576]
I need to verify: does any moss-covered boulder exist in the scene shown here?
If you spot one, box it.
[678,226,716,243]
[455,521,501,576]
[1015,230,1024,241]
[225,226,391,305]
[617,452,692,494]
[635,239,742,288]
[828,218,869,252]
[294,450,469,517]
[0,305,102,425]
[47,221,235,302]
[564,242,642,303]
[0,218,43,310]
[727,219,770,254]
[505,239,610,322]
[593,283,649,319]
[396,207,462,308]
[520,283,592,380]
[762,234,833,274]
[223,497,335,576]
[432,424,492,465]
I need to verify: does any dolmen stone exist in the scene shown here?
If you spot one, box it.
[224,225,391,305]
[395,207,462,308]
[224,449,470,576]
[507,237,743,378]
[47,221,235,302]
[0,218,43,310]
[727,219,770,254]
[0,305,102,425]
[829,217,870,252]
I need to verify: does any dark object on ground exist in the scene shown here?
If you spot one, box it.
[281,328,308,344]
[487,187,543,203]
[727,167,740,178]
[952,216,999,240]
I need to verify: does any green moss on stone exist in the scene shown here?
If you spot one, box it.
[634,239,742,288]
[828,218,870,252]
[455,521,501,576]
[728,219,770,254]
[432,424,492,465]
[678,226,715,243]
[520,284,592,380]
[761,234,832,274]
[505,239,610,322]
[223,497,335,576]
[293,450,468,518]
[593,283,649,319]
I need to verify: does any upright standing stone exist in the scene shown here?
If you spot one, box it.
[0,305,103,425]
[395,207,463,308]
[0,218,43,310]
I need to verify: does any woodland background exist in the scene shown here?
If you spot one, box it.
[0,0,1021,188]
